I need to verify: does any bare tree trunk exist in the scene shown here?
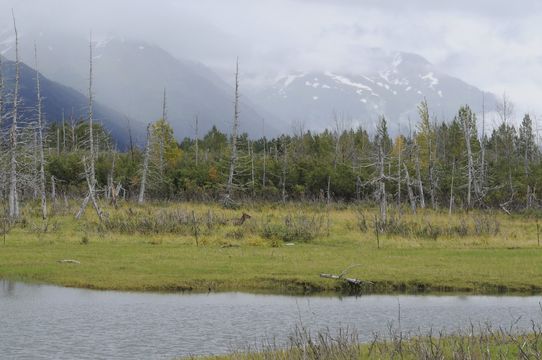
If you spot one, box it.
[463,115,475,209]
[428,136,436,209]
[414,145,425,209]
[127,119,134,161]
[87,36,96,190]
[0,55,3,129]
[281,142,288,203]
[56,128,60,155]
[138,124,151,204]
[109,149,118,208]
[70,110,76,151]
[356,175,362,202]
[194,115,199,166]
[497,94,514,196]
[32,132,38,199]
[326,175,331,204]
[262,118,267,188]
[0,56,4,200]
[76,35,98,218]
[480,94,486,192]
[250,140,255,197]
[34,44,47,219]
[403,163,416,214]
[158,88,167,178]
[82,157,103,221]
[397,140,402,208]
[449,159,455,215]
[378,141,387,222]
[225,58,240,202]
[51,176,57,205]
[62,110,66,152]
[8,11,20,219]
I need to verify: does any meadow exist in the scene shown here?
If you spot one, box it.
[0,200,541,294]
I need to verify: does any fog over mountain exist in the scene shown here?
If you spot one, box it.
[0,32,278,138]
[0,56,145,147]
[256,50,497,133]
[1,0,540,137]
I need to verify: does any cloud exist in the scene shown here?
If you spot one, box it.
[2,0,542,118]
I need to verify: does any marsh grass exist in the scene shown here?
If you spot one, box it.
[0,200,542,293]
[199,321,542,359]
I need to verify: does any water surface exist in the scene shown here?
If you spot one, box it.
[1,280,541,359]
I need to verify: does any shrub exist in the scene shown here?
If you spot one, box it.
[260,213,324,243]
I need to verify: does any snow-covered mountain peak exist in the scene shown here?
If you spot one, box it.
[254,51,495,132]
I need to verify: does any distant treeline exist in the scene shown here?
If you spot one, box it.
[1,15,538,221]
[36,96,539,214]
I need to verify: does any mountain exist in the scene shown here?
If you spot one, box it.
[254,51,497,133]
[1,31,496,138]
[0,56,146,148]
[1,33,278,139]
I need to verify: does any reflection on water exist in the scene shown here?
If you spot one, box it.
[1,280,541,359]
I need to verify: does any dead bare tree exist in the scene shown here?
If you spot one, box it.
[459,106,479,209]
[403,163,416,214]
[158,88,167,178]
[8,11,20,219]
[34,44,47,219]
[479,94,487,193]
[377,137,387,222]
[0,55,4,198]
[225,58,240,204]
[249,140,255,197]
[70,109,77,151]
[50,176,57,205]
[449,159,455,215]
[107,147,119,207]
[62,110,66,152]
[262,118,267,188]
[127,118,134,161]
[428,135,437,209]
[194,115,199,166]
[375,117,389,222]
[396,132,402,209]
[496,93,515,196]
[76,34,102,220]
[138,124,151,204]
[280,140,288,203]
[414,143,425,209]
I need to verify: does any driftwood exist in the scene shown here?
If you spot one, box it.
[320,264,373,286]
[57,259,80,264]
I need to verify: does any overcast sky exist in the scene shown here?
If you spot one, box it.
[2,0,542,118]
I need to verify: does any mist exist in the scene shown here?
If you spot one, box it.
[1,0,542,118]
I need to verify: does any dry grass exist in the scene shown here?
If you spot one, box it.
[0,201,541,293]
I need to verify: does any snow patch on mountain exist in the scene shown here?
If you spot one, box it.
[421,72,439,88]
[325,72,379,97]
[283,73,306,88]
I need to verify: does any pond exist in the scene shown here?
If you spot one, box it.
[1,280,541,359]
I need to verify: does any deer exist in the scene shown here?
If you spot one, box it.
[233,212,252,226]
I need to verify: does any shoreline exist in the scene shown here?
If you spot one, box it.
[2,275,541,297]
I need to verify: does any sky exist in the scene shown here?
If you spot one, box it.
[2,0,542,119]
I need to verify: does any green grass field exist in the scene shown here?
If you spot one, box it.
[0,201,541,294]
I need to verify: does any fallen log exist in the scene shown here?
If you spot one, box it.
[57,259,81,264]
[319,264,373,286]
[320,273,366,286]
